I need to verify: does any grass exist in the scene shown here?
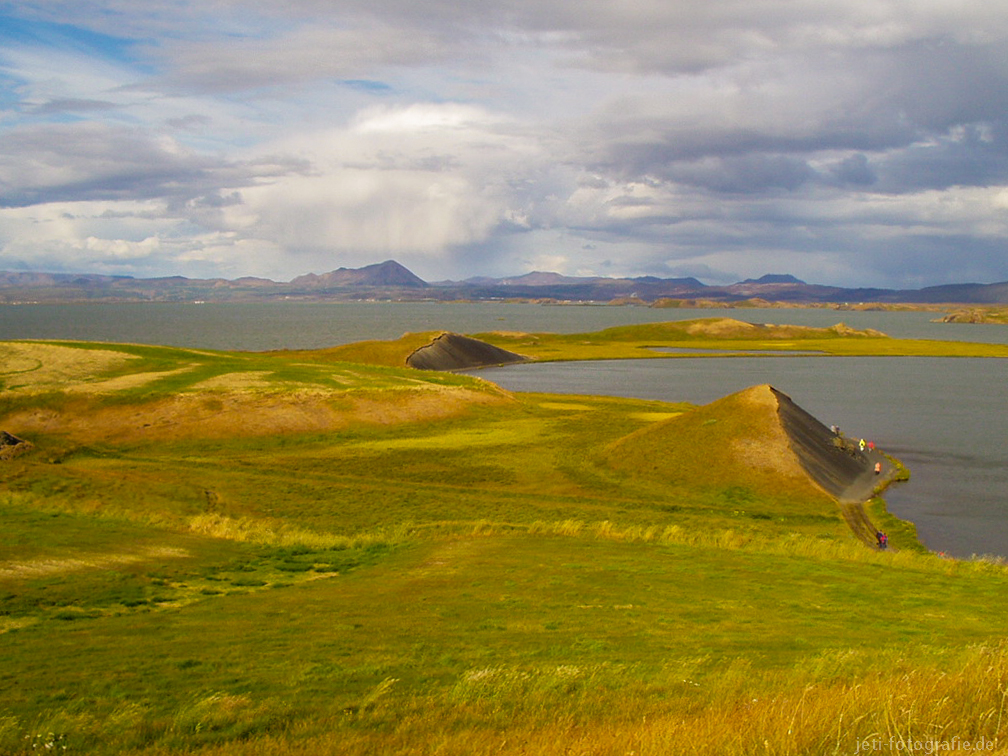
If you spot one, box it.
[257,317,1008,367]
[475,319,1008,361]
[2,336,1008,754]
[270,331,443,368]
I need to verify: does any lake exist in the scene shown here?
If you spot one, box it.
[4,301,1008,350]
[2,301,1006,558]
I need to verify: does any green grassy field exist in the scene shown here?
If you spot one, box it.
[2,333,1007,755]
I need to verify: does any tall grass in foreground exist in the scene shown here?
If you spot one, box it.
[520,518,1003,573]
[186,512,412,550]
[192,510,1005,575]
[436,643,1008,756]
[39,642,1001,756]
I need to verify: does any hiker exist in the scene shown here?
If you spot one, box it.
[868,441,875,452]
[874,461,882,475]
[876,531,888,550]
[859,438,866,452]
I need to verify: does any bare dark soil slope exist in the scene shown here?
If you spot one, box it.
[407,332,529,371]
[772,386,899,546]
[771,386,894,503]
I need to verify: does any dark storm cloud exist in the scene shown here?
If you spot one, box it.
[830,154,877,187]
[670,155,817,195]
[0,123,307,208]
[873,125,1008,193]
[581,35,1008,185]
[28,98,119,114]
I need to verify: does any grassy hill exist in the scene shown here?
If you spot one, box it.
[1,339,1007,755]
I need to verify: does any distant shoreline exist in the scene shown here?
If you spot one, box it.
[3,260,1008,307]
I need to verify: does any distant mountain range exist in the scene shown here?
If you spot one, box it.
[2,259,1007,305]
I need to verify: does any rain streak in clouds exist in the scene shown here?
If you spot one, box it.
[2,0,1008,287]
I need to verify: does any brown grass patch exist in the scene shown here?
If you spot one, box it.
[629,411,683,422]
[684,318,760,337]
[0,545,189,580]
[0,617,35,634]
[0,341,200,394]
[728,386,806,477]
[80,366,197,393]
[349,385,512,426]
[538,402,593,411]
[190,371,275,391]
[680,319,885,341]
[731,437,806,478]
[829,322,887,337]
[5,385,512,444]
[0,342,137,391]
[5,390,344,443]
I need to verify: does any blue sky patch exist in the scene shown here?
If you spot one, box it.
[0,11,141,64]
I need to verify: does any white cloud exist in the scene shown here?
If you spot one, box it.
[235,169,499,255]
[205,102,549,264]
[351,103,502,134]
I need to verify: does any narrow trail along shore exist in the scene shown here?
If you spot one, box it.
[771,386,900,548]
[836,449,900,548]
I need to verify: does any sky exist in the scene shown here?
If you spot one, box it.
[2,1,1008,287]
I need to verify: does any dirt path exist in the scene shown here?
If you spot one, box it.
[840,503,883,547]
[836,449,896,504]
[835,449,898,549]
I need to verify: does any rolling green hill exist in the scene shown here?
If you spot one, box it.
[1,339,1006,755]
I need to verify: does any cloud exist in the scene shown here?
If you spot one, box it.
[2,1,1008,286]
[149,22,457,94]
[221,103,545,265]
[0,122,309,208]
[27,98,119,114]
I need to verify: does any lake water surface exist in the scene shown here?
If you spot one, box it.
[2,301,1006,557]
[4,301,1008,349]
